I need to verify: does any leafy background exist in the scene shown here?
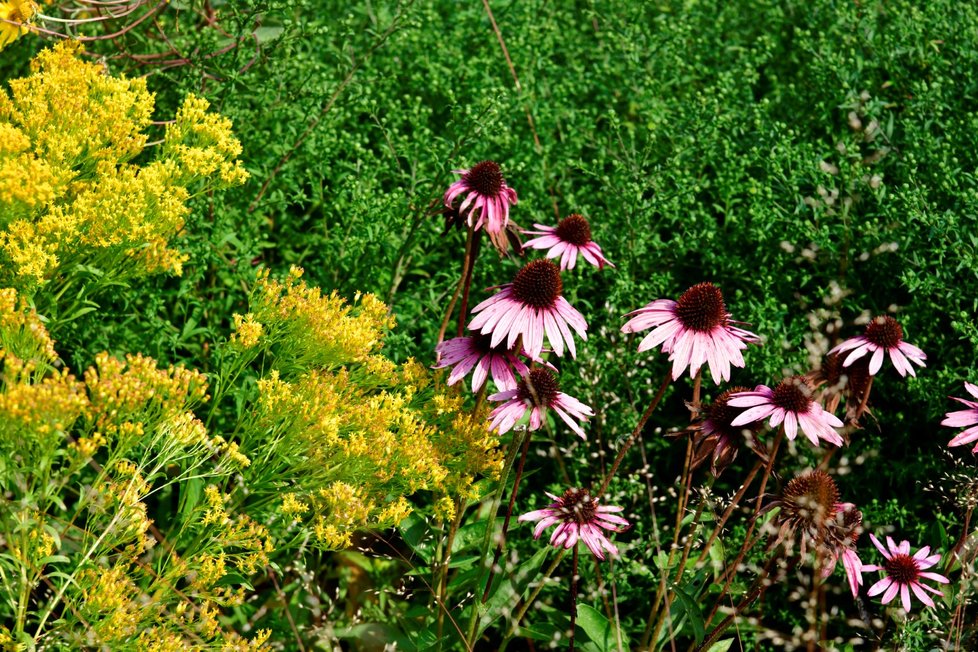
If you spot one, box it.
[4,0,978,647]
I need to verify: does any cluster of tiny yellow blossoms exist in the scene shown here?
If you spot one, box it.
[200,485,273,577]
[230,312,264,349]
[83,351,209,435]
[0,41,247,291]
[248,267,395,370]
[237,274,500,549]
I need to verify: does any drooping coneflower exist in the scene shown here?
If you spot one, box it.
[443,160,519,252]
[829,315,926,377]
[621,282,759,384]
[863,534,950,611]
[433,333,532,392]
[821,503,865,598]
[521,214,614,270]
[469,259,587,359]
[517,487,628,560]
[809,352,872,425]
[688,386,763,476]
[765,469,842,556]
[729,376,844,447]
[488,368,593,439]
[944,382,978,452]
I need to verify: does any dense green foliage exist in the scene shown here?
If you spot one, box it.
[3,0,978,649]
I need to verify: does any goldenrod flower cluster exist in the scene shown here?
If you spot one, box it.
[237,269,500,550]
[0,41,247,293]
[0,293,269,649]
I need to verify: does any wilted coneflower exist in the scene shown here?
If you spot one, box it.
[433,333,532,392]
[620,282,759,384]
[517,487,628,560]
[765,469,841,556]
[468,259,587,359]
[863,534,950,612]
[443,160,519,248]
[521,214,614,270]
[688,386,763,476]
[809,352,873,425]
[488,368,593,439]
[944,382,978,452]
[729,376,844,447]
[822,503,865,598]
[829,315,926,377]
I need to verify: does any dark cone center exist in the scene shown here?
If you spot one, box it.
[781,469,840,528]
[472,332,504,355]
[674,283,726,333]
[464,160,504,196]
[517,368,560,407]
[511,259,563,309]
[885,554,920,585]
[772,376,814,413]
[864,315,904,349]
[558,487,598,525]
[554,214,593,246]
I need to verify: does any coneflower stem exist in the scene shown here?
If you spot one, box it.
[436,497,466,648]
[482,429,532,602]
[500,548,567,648]
[457,229,482,337]
[435,226,474,355]
[597,372,672,495]
[694,554,794,652]
[570,545,580,652]
[704,428,784,627]
[465,430,526,644]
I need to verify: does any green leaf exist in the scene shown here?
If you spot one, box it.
[672,585,706,644]
[706,639,735,652]
[576,603,627,652]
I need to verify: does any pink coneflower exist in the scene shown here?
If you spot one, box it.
[863,534,949,611]
[728,376,844,447]
[943,382,978,452]
[443,160,518,235]
[522,214,614,270]
[517,487,628,560]
[468,259,587,359]
[621,282,759,384]
[433,334,531,392]
[488,368,593,439]
[829,315,926,377]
